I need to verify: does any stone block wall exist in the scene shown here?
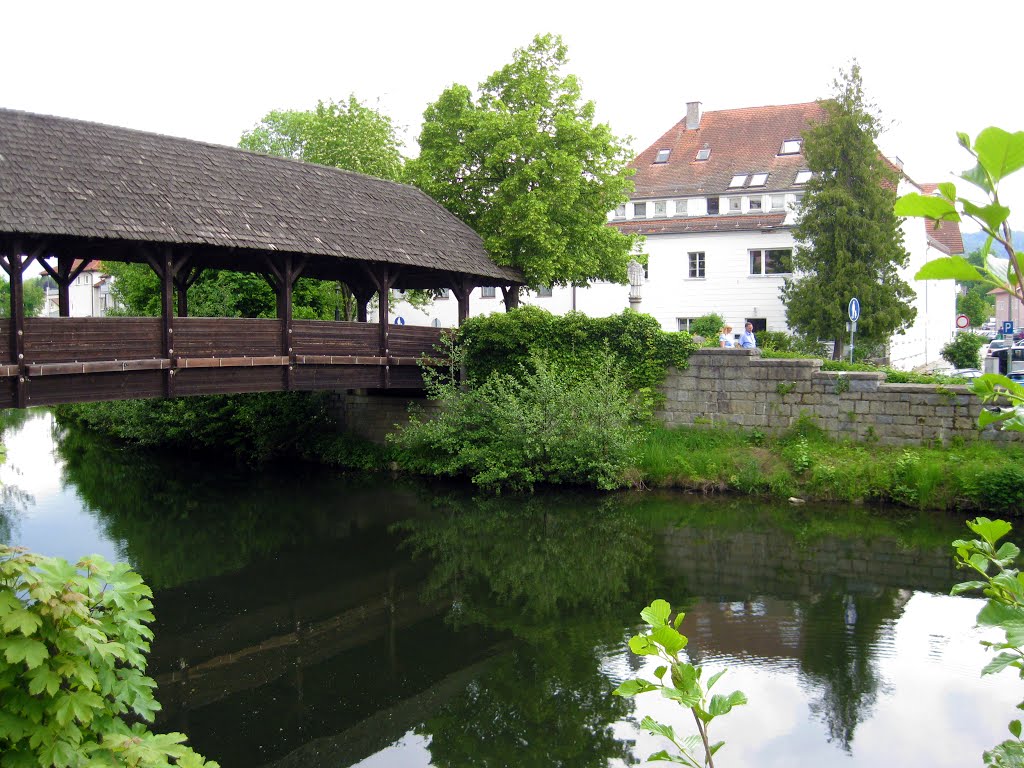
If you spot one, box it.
[328,392,440,444]
[656,349,1023,446]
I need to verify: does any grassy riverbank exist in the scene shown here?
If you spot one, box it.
[637,420,1024,514]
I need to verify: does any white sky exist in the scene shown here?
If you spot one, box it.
[5,0,1023,228]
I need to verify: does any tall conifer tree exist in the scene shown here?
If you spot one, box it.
[781,63,916,358]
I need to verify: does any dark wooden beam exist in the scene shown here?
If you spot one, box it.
[1,239,44,406]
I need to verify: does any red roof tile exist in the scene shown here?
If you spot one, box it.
[630,102,828,199]
[917,183,965,254]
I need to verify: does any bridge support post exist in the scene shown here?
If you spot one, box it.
[264,253,307,391]
[1,238,43,407]
[38,252,92,317]
[364,266,397,389]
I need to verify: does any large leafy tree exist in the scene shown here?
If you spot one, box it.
[781,63,916,358]
[0,276,44,317]
[406,34,638,304]
[239,95,404,182]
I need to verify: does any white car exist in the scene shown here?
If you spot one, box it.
[951,368,983,379]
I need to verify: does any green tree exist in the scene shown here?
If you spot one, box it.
[941,332,986,370]
[406,34,638,305]
[959,287,995,328]
[782,63,916,358]
[240,95,404,182]
[0,276,45,317]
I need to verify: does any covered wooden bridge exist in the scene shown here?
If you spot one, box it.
[0,108,523,408]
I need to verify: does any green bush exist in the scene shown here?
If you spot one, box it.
[689,313,724,340]
[391,349,645,492]
[457,307,696,396]
[0,547,216,767]
[755,330,828,357]
[54,392,389,469]
[941,332,986,370]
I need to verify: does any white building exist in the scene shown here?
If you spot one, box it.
[390,101,960,370]
[40,261,120,317]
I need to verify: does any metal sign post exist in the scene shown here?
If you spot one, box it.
[848,298,860,363]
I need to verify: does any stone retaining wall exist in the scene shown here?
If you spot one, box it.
[656,349,1022,446]
[328,392,439,444]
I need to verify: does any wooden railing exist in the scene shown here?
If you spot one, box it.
[0,317,442,407]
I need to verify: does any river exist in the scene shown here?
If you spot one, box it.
[1,409,1017,767]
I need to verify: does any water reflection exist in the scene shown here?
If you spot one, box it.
[3,413,1014,767]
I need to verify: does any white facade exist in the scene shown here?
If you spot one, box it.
[40,264,120,318]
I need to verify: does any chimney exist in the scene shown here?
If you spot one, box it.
[686,101,702,130]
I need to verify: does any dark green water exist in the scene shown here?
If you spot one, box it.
[2,411,1018,767]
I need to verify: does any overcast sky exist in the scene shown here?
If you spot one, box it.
[5,0,1023,229]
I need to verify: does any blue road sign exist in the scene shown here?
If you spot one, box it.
[848,298,861,322]
[1003,320,1015,335]
[394,316,406,325]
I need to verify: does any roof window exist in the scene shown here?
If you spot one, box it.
[794,170,813,185]
[779,139,802,155]
[695,144,711,161]
[748,172,769,187]
[728,174,747,188]
[654,149,671,164]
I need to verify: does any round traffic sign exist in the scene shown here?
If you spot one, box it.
[956,314,970,329]
[848,298,860,322]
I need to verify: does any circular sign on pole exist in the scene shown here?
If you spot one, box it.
[848,298,861,323]
[393,316,405,325]
[956,314,970,329]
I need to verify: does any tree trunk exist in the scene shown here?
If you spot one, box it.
[832,338,844,360]
[501,285,520,312]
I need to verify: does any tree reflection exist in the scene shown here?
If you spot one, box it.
[798,587,906,751]
[398,494,651,766]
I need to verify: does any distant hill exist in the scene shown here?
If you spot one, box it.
[961,230,1024,255]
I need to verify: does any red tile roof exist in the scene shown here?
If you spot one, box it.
[917,183,965,254]
[630,102,828,199]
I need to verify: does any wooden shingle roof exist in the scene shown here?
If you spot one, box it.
[0,108,522,285]
[629,102,827,199]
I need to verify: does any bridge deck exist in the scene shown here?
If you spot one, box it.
[0,317,442,407]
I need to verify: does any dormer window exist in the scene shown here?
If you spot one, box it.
[728,174,747,188]
[614,204,626,219]
[633,202,647,218]
[748,172,769,187]
[695,145,711,161]
[654,200,667,217]
[779,139,802,155]
[654,149,671,164]
[794,170,813,185]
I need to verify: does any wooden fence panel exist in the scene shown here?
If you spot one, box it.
[291,321,379,356]
[175,318,282,358]
[387,325,443,357]
[0,320,10,363]
[23,318,163,364]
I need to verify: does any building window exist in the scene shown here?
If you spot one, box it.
[770,194,786,210]
[677,318,695,332]
[749,172,769,187]
[614,204,626,219]
[748,196,763,211]
[675,199,688,217]
[707,196,720,215]
[536,285,553,297]
[749,248,792,275]
[793,192,805,208]
[655,148,671,163]
[480,286,496,298]
[654,200,667,217]
[695,145,711,161]
[729,174,747,188]
[746,318,767,333]
[794,169,813,184]
[728,197,742,213]
[779,139,802,155]
[688,251,705,279]
[633,202,647,218]
[433,288,450,300]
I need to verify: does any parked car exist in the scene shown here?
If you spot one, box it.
[951,368,983,379]
[988,339,1014,355]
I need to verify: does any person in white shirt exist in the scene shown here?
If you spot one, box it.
[719,325,735,348]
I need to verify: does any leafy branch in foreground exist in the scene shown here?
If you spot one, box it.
[0,546,217,768]
[613,599,746,767]
[895,127,1024,433]
[952,518,1024,767]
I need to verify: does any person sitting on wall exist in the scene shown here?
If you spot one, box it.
[719,325,734,348]
[739,322,757,349]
